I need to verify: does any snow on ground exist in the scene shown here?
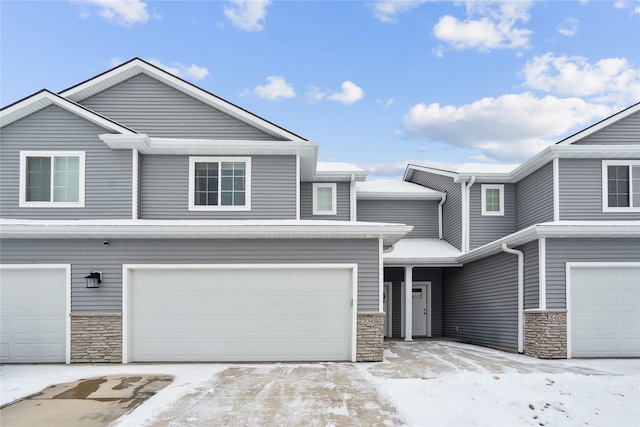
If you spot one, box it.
[2,341,639,427]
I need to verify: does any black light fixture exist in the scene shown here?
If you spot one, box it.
[85,271,102,288]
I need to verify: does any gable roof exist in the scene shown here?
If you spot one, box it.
[556,102,640,146]
[59,58,306,142]
[0,89,138,134]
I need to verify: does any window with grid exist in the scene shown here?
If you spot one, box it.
[481,184,504,216]
[20,151,85,207]
[189,157,250,210]
[312,183,336,215]
[604,161,640,211]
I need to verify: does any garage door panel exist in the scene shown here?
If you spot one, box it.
[129,266,354,362]
[571,265,640,357]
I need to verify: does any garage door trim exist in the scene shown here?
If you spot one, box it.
[0,264,71,364]
[122,263,358,363]
[566,261,640,358]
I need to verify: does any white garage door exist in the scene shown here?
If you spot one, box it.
[0,266,68,363]
[570,264,640,357]
[126,265,355,362]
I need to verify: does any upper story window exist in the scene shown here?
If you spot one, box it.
[313,183,337,215]
[481,184,504,216]
[19,151,85,208]
[188,157,251,211]
[603,160,640,212]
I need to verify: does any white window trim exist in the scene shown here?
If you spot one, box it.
[602,160,640,212]
[19,151,86,208]
[481,184,504,216]
[312,183,337,215]
[188,156,251,211]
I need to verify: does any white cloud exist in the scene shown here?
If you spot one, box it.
[371,0,428,23]
[557,17,579,37]
[224,0,270,32]
[253,76,295,100]
[402,93,612,162]
[521,53,640,105]
[433,1,532,52]
[377,98,395,108]
[146,59,210,81]
[74,0,153,27]
[613,0,640,13]
[306,85,326,102]
[328,81,364,105]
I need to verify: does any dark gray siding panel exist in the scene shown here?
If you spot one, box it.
[357,200,439,238]
[300,182,350,221]
[409,171,462,250]
[0,105,131,219]
[469,184,516,249]
[559,159,640,221]
[392,282,402,338]
[81,74,283,140]
[443,252,518,348]
[545,238,640,309]
[522,240,539,310]
[140,155,297,219]
[0,238,380,312]
[573,110,640,145]
[517,161,554,229]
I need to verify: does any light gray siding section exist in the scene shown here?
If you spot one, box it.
[559,159,640,221]
[409,171,462,250]
[443,252,518,348]
[573,110,640,145]
[516,161,554,230]
[140,155,297,219]
[300,182,350,221]
[81,74,284,140]
[469,184,516,249]
[0,238,380,313]
[357,200,439,238]
[0,105,132,219]
[522,240,539,310]
[545,238,640,309]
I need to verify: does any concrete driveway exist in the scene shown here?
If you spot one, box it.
[1,340,638,427]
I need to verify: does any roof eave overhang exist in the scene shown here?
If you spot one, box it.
[0,220,413,247]
[383,258,463,267]
[357,192,446,201]
[310,171,369,183]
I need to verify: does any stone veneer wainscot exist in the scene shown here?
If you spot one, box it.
[70,313,122,363]
[356,312,384,362]
[524,309,567,359]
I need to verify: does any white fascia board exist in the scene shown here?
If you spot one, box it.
[60,59,305,142]
[0,219,413,246]
[1,90,136,134]
[457,221,640,263]
[556,103,640,146]
[404,164,458,181]
[383,258,462,267]
[356,191,446,200]
[311,171,369,182]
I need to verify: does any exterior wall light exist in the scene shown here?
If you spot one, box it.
[85,271,102,288]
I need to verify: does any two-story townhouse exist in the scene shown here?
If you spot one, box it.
[0,58,411,364]
[371,103,639,359]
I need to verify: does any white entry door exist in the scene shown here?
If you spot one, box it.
[412,284,428,336]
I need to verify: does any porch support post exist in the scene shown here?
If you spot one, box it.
[405,265,413,341]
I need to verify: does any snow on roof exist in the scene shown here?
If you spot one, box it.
[456,163,520,174]
[356,180,445,200]
[316,162,367,173]
[384,238,462,265]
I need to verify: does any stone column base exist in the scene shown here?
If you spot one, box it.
[524,309,567,359]
[356,312,384,362]
[70,313,122,363]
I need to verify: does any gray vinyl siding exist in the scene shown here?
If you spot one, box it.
[140,155,297,219]
[572,110,640,145]
[409,171,462,250]
[469,184,516,249]
[357,200,439,238]
[545,238,640,309]
[81,74,283,140]
[516,161,554,229]
[0,238,380,313]
[443,252,518,348]
[0,105,132,219]
[384,267,443,337]
[300,182,350,221]
[522,240,539,310]
[559,159,640,221]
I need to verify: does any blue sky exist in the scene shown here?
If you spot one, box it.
[1,0,639,179]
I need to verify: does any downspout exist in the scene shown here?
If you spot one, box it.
[438,194,447,240]
[460,182,466,252]
[350,174,356,222]
[502,243,524,354]
[465,176,476,252]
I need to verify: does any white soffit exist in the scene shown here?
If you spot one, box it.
[356,180,445,200]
